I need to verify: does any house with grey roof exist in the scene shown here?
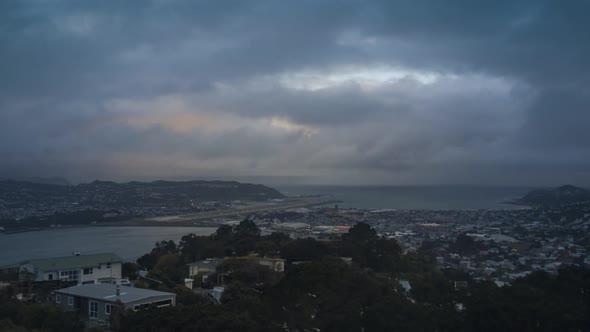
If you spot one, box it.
[18,253,123,284]
[54,283,175,322]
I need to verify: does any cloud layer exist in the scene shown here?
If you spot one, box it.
[1,0,589,185]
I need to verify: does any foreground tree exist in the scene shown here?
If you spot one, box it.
[280,237,332,262]
[232,219,261,256]
[137,240,178,270]
[178,233,224,263]
[340,222,401,272]
[149,254,183,286]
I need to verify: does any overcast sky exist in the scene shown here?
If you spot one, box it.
[1,0,589,185]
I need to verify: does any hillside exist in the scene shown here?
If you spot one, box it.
[0,179,285,231]
[517,185,590,207]
[0,179,284,205]
[1,177,71,186]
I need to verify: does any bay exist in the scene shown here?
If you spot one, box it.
[0,226,216,266]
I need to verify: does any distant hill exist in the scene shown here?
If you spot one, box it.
[0,179,285,231]
[516,185,590,207]
[1,177,70,186]
[82,179,286,201]
[0,179,284,205]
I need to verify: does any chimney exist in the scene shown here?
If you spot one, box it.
[116,284,120,296]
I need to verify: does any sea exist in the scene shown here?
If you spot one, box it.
[275,185,533,210]
[0,185,532,266]
[0,227,216,266]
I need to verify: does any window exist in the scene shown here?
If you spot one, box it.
[56,294,62,304]
[133,303,151,311]
[89,301,98,319]
[83,268,93,275]
[105,304,111,315]
[106,263,111,268]
[133,299,172,311]
[48,273,54,280]
[59,270,80,281]
[68,296,73,306]
[153,299,173,307]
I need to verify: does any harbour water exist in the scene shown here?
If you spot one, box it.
[0,226,216,266]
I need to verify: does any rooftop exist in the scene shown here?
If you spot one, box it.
[26,253,122,271]
[186,258,224,268]
[55,283,174,304]
[257,257,286,262]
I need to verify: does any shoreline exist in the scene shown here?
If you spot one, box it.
[0,199,340,234]
[0,223,218,235]
[499,199,534,209]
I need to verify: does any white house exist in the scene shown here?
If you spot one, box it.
[19,253,123,284]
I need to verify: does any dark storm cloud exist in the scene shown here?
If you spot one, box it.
[196,83,398,126]
[366,0,590,81]
[0,0,589,184]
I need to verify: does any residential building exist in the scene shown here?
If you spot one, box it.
[54,283,175,322]
[18,253,123,284]
[256,257,285,272]
[339,257,353,266]
[187,258,223,279]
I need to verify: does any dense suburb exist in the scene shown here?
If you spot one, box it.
[1,220,590,331]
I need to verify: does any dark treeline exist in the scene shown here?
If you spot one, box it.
[1,220,590,331]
